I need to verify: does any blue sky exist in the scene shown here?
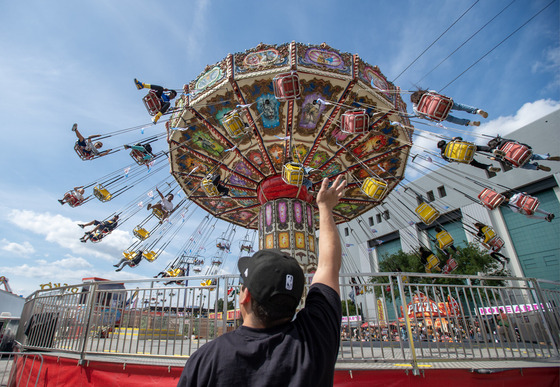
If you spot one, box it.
[0,0,558,296]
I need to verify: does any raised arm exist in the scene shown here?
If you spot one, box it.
[156,187,164,199]
[311,175,346,295]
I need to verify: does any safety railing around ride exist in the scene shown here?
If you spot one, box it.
[0,352,43,387]
[14,273,560,372]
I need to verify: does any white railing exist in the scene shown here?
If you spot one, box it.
[14,273,560,372]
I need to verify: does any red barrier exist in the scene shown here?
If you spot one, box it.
[13,354,560,387]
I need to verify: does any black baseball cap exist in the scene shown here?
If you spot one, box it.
[238,249,305,314]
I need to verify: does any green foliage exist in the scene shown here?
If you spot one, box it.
[341,299,361,316]
[370,242,507,298]
[216,298,235,311]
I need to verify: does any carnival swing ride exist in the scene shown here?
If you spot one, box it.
[63,42,556,283]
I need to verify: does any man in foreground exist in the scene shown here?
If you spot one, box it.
[177,175,346,386]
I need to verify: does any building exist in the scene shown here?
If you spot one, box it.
[340,109,560,284]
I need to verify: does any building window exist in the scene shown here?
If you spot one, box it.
[368,216,374,226]
[344,227,349,237]
[417,196,423,206]
[383,210,390,220]
[376,213,382,223]
[427,190,435,202]
[438,185,447,198]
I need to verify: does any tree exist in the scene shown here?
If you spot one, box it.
[370,242,507,298]
[216,298,235,311]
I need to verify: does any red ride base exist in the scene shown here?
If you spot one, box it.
[257,175,314,204]
[11,353,559,387]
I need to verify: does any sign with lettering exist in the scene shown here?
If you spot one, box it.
[478,303,550,315]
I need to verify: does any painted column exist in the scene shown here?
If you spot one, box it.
[257,176,317,273]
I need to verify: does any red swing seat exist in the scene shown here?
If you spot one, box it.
[498,141,532,168]
[442,258,458,274]
[511,193,539,215]
[90,229,109,243]
[63,192,85,208]
[478,188,506,210]
[143,90,162,116]
[272,71,301,101]
[416,92,453,121]
[341,109,369,134]
[483,236,505,252]
[74,142,95,161]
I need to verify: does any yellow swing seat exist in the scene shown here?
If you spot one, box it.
[152,207,166,220]
[166,268,181,277]
[282,162,305,186]
[201,177,220,197]
[444,141,476,163]
[143,251,158,262]
[361,177,388,201]
[122,250,135,260]
[133,227,150,240]
[221,110,249,138]
[415,203,440,225]
[93,184,112,202]
[480,226,496,244]
[424,254,440,272]
[436,230,454,250]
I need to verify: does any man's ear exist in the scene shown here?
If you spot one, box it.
[239,287,252,305]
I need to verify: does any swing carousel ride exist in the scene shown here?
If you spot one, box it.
[165,42,412,272]
[64,41,555,280]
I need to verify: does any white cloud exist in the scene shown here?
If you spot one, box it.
[5,209,133,262]
[0,239,35,257]
[0,254,148,296]
[473,99,560,138]
[532,46,560,93]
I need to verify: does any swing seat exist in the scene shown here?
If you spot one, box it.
[442,258,458,274]
[480,226,497,245]
[478,188,506,210]
[133,227,150,241]
[216,243,230,250]
[193,267,201,273]
[499,141,532,168]
[122,250,135,260]
[436,230,454,250]
[511,193,539,215]
[63,192,84,208]
[240,244,252,252]
[361,177,388,201]
[93,184,112,202]
[201,279,216,288]
[143,250,158,262]
[282,162,305,186]
[444,141,476,163]
[415,203,440,225]
[201,177,220,197]
[424,254,440,272]
[143,90,162,116]
[417,93,453,121]
[221,110,249,138]
[341,109,369,134]
[152,207,167,220]
[90,230,107,243]
[273,71,301,101]
[74,142,95,161]
[483,236,505,252]
[130,149,151,165]
[166,268,181,277]
[212,259,222,265]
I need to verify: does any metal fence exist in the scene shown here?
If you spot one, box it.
[14,273,560,370]
[0,352,43,387]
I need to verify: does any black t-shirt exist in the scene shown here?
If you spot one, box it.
[177,283,342,387]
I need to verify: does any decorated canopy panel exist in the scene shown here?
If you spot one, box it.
[168,42,412,229]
